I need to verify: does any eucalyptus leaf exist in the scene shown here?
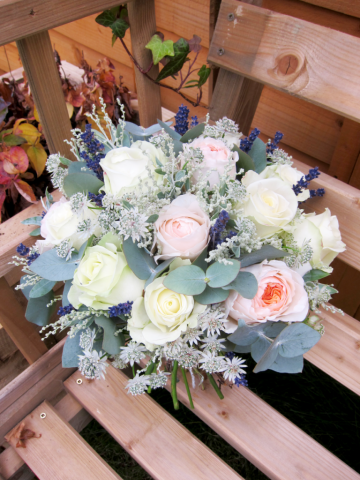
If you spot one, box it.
[59,156,72,166]
[122,238,156,280]
[62,331,84,368]
[239,245,288,267]
[192,248,208,272]
[206,260,240,288]
[277,323,321,358]
[21,216,42,226]
[222,271,258,299]
[251,336,303,373]
[248,137,267,173]
[233,145,255,173]
[180,123,205,143]
[63,172,104,197]
[194,285,229,305]
[163,265,206,295]
[147,214,159,223]
[157,119,181,141]
[29,227,40,237]
[145,258,175,289]
[228,321,265,346]
[303,269,330,282]
[252,337,279,373]
[29,279,57,298]
[20,276,32,301]
[63,279,72,306]
[25,290,56,326]
[68,161,93,175]
[95,315,124,355]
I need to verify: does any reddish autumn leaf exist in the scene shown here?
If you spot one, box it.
[14,179,36,203]
[2,146,29,174]
[4,421,41,448]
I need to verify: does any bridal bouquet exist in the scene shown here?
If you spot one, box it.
[13,102,346,409]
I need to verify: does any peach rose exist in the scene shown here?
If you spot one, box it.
[154,193,210,261]
[184,136,238,187]
[225,260,309,330]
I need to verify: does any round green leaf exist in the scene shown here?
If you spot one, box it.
[206,260,240,288]
[277,323,321,358]
[222,271,258,299]
[163,265,206,295]
[194,285,229,305]
[29,279,57,298]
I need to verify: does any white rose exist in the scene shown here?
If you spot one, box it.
[36,197,100,253]
[132,140,167,179]
[128,272,206,348]
[68,241,145,310]
[100,146,150,196]
[183,136,238,187]
[292,208,346,270]
[259,164,310,202]
[242,171,298,237]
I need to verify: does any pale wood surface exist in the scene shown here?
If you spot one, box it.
[208,0,360,122]
[0,277,47,365]
[5,401,122,480]
[327,119,360,182]
[16,31,74,159]
[127,0,162,127]
[0,0,134,46]
[65,367,243,480]
[299,0,360,18]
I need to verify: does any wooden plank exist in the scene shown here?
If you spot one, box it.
[299,0,360,19]
[0,351,28,392]
[0,338,75,442]
[208,0,360,122]
[0,0,134,47]
[16,31,73,159]
[128,0,162,127]
[0,277,47,365]
[305,309,360,395]
[0,394,92,480]
[349,153,360,189]
[65,367,243,480]
[327,119,360,182]
[5,401,122,480]
[0,190,62,278]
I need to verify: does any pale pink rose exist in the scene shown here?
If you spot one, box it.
[225,260,309,331]
[155,193,210,261]
[184,136,238,187]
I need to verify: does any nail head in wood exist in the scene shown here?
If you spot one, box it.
[76,378,83,385]
[217,48,225,56]
[40,413,46,419]
[227,12,234,21]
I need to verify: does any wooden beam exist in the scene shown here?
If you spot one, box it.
[127,0,162,127]
[208,0,360,123]
[299,0,360,19]
[0,0,134,47]
[349,153,360,189]
[327,119,360,183]
[16,31,73,159]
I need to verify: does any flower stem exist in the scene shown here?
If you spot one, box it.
[171,361,179,410]
[132,364,135,378]
[146,361,155,394]
[208,374,224,400]
[181,367,194,409]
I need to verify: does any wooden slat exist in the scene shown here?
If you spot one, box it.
[65,367,243,480]
[327,119,360,183]
[299,0,360,19]
[349,154,360,189]
[208,0,360,122]
[0,0,133,47]
[16,31,73,159]
[5,401,122,480]
[0,190,62,278]
[305,309,360,395]
[128,0,162,127]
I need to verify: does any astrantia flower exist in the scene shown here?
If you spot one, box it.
[178,346,201,369]
[79,328,97,351]
[200,335,226,354]
[163,339,184,360]
[199,351,225,374]
[148,371,170,389]
[120,341,147,366]
[125,374,151,395]
[183,328,202,346]
[198,305,227,336]
[222,356,247,382]
[111,354,128,370]
[78,349,108,380]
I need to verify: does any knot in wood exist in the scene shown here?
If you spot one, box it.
[277,54,299,76]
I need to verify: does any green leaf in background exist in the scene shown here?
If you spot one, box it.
[248,137,267,173]
[197,64,211,88]
[192,248,208,272]
[252,337,279,373]
[180,123,205,143]
[62,279,72,306]
[68,161,93,175]
[156,38,189,82]
[277,323,321,358]
[145,258,175,289]
[146,34,174,65]
[157,119,182,141]
[95,315,124,355]
[228,319,287,347]
[29,227,41,236]
[63,172,104,197]
[111,18,129,39]
[222,271,258,299]
[25,290,56,326]
[233,145,255,173]
[21,215,42,226]
[96,10,116,27]
[3,134,27,146]
[163,265,206,295]
[122,238,156,280]
[194,285,229,305]
[59,156,72,166]
[147,214,159,223]
[251,336,303,374]
[239,245,289,267]
[303,269,330,282]
[29,279,57,298]
[206,260,240,288]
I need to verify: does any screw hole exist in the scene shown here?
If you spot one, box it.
[40,413,46,419]
[217,48,225,56]
[76,378,83,385]
[227,12,235,21]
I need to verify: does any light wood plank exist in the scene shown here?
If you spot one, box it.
[65,367,243,480]
[0,0,134,47]
[5,401,121,480]
[16,31,73,159]
[349,153,360,189]
[128,0,162,127]
[327,119,360,182]
[208,0,360,122]
[299,0,360,19]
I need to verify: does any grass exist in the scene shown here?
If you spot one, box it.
[81,359,359,479]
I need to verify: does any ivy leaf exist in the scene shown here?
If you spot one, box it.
[188,34,202,53]
[95,10,117,27]
[156,38,189,82]
[197,65,211,88]
[146,34,174,65]
[111,18,129,39]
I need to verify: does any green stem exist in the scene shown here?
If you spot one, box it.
[181,367,194,409]
[171,361,179,410]
[132,364,135,378]
[145,361,155,394]
[208,374,224,400]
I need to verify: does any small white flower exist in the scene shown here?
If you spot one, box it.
[78,349,108,380]
[125,374,151,395]
[178,346,201,369]
[200,335,226,354]
[79,328,97,351]
[148,371,170,389]
[199,351,226,374]
[198,305,227,336]
[120,341,147,366]
[111,354,128,370]
[222,357,247,382]
[163,339,184,360]
[183,328,202,346]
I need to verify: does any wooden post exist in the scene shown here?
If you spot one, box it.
[0,278,47,364]
[127,0,162,127]
[16,31,74,159]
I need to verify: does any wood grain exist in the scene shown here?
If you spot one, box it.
[17,31,73,159]
[128,0,162,127]
[65,367,243,480]
[349,153,360,189]
[327,119,360,182]
[208,0,360,122]
[5,401,121,480]
[0,0,134,47]
[299,0,360,19]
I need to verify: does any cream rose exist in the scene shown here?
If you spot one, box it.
[132,140,167,182]
[292,208,346,270]
[100,146,150,196]
[259,164,310,202]
[128,275,206,348]
[225,260,309,330]
[68,241,145,310]
[242,171,298,237]
[36,197,100,253]
[155,193,210,261]
[184,136,238,187]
